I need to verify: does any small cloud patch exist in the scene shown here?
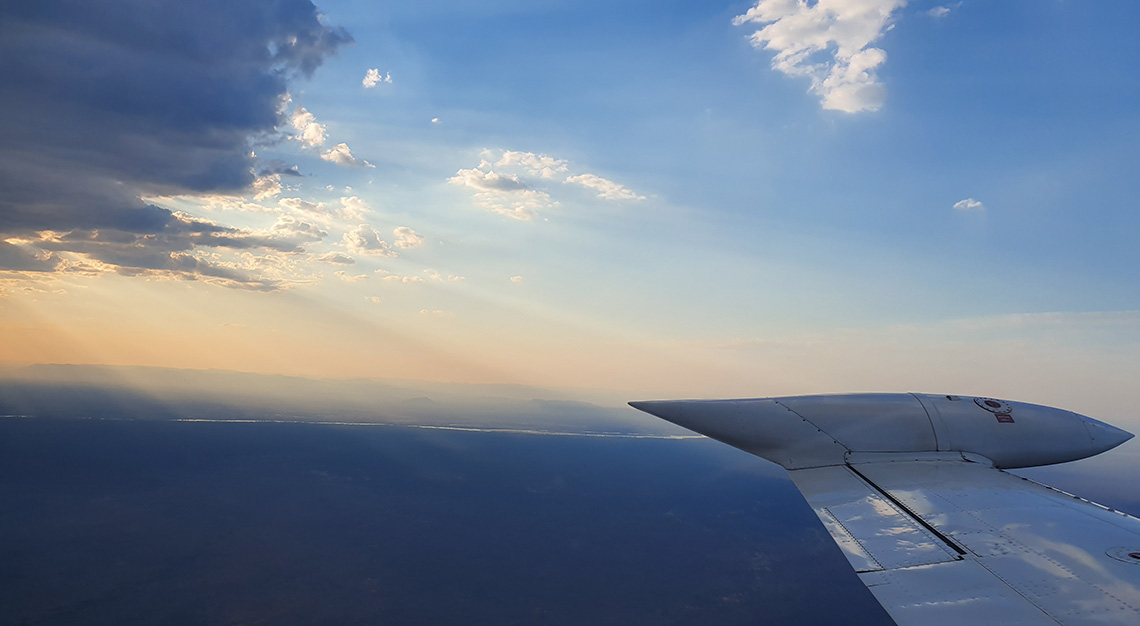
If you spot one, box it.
[953,198,985,211]
[362,68,392,88]
[321,143,373,168]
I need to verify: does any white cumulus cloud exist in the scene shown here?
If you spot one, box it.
[928,6,951,18]
[510,275,524,283]
[291,106,327,146]
[362,68,392,88]
[953,198,985,211]
[252,174,283,200]
[343,224,398,257]
[733,0,907,113]
[321,143,373,167]
[269,215,328,243]
[393,226,425,249]
[339,196,371,221]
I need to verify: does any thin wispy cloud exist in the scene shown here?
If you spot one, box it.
[449,164,556,220]
[380,272,425,284]
[953,198,985,211]
[424,269,465,282]
[334,270,369,282]
[733,0,907,113]
[449,150,644,220]
[565,174,646,201]
[313,252,355,265]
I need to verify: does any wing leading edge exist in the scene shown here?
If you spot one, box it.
[630,394,1140,626]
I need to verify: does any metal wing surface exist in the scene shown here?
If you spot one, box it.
[629,394,1140,625]
[793,455,1140,625]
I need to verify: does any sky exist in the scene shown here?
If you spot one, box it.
[2,0,1139,422]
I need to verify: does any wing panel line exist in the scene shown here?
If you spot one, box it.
[846,462,968,556]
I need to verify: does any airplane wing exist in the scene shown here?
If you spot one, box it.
[630,393,1140,625]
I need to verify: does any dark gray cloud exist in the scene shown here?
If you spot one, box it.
[0,0,351,286]
[0,242,62,273]
[258,160,304,177]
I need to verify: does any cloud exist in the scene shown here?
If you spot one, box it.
[334,270,369,282]
[431,117,441,124]
[343,225,397,257]
[0,242,61,273]
[362,68,392,88]
[279,197,325,214]
[565,174,646,201]
[252,174,284,200]
[450,150,650,219]
[375,269,425,283]
[291,106,328,147]
[321,143,373,167]
[365,296,383,304]
[424,269,464,282]
[0,0,351,286]
[496,151,568,179]
[25,215,315,290]
[313,252,355,265]
[419,309,451,316]
[279,196,371,223]
[510,275,524,283]
[450,166,531,192]
[733,0,906,113]
[393,227,425,249]
[339,196,371,221]
[927,6,951,18]
[953,198,985,211]
[269,216,328,243]
[256,160,303,178]
[448,164,555,220]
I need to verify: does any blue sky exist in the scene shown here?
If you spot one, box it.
[1,0,1139,419]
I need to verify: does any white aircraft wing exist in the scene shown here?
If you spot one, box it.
[630,393,1140,625]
